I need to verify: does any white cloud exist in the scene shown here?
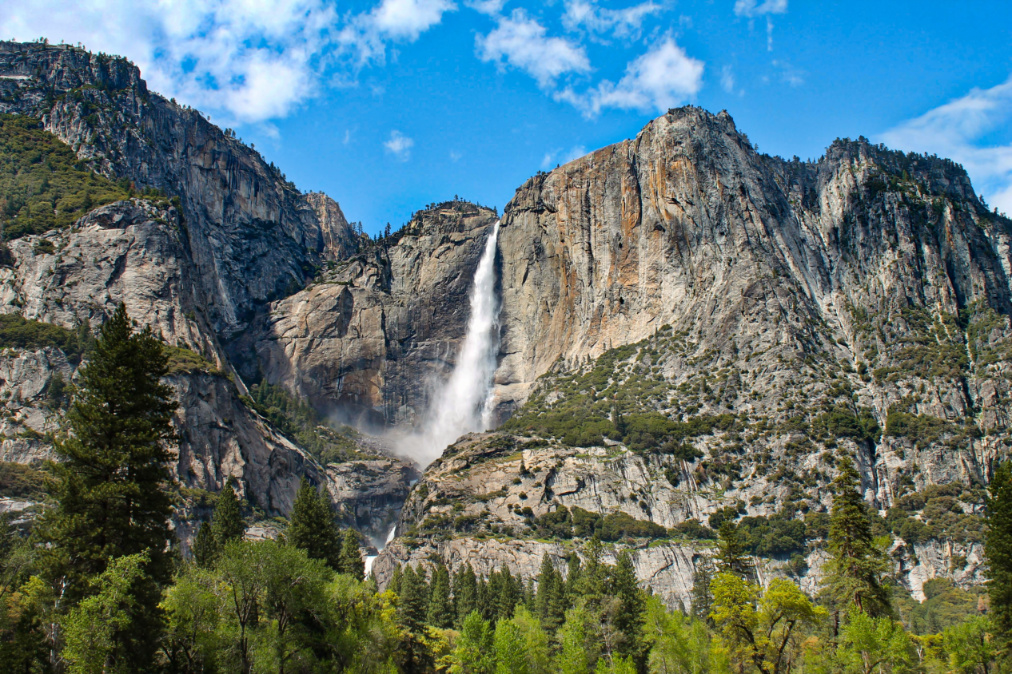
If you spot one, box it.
[465,0,506,14]
[567,37,703,115]
[476,9,590,87]
[384,129,415,161]
[733,0,787,17]
[540,145,588,169]
[562,0,664,39]
[879,76,1012,215]
[372,0,457,39]
[338,0,456,65]
[0,0,340,124]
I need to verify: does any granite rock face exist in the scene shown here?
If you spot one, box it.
[254,201,499,428]
[0,41,357,340]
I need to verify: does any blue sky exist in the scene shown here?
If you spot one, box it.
[3,0,1011,234]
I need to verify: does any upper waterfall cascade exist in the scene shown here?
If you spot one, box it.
[398,221,502,466]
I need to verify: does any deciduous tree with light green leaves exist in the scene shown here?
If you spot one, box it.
[710,573,827,674]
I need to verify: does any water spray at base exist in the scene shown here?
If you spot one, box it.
[395,221,502,466]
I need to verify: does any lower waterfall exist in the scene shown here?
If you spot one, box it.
[397,220,501,466]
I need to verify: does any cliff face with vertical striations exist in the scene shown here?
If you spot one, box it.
[376,108,1012,605]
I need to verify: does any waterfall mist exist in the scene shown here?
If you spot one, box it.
[395,221,501,466]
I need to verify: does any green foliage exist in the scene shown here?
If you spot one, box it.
[287,478,342,571]
[531,505,668,542]
[61,552,151,674]
[885,405,977,449]
[243,382,364,464]
[986,460,1012,642]
[0,461,52,500]
[835,611,914,673]
[37,304,177,610]
[210,478,245,558]
[0,114,139,239]
[339,528,365,580]
[451,611,495,674]
[820,457,892,618]
[811,404,880,443]
[736,510,809,557]
[884,483,984,545]
[0,313,89,363]
[715,521,755,581]
[709,573,826,674]
[163,344,218,375]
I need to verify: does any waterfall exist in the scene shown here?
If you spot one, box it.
[397,221,501,466]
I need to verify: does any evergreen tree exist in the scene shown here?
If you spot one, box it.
[36,304,176,670]
[610,550,646,664]
[211,477,245,551]
[689,559,713,622]
[287,479,341,570]
[535,553,565,634]
[715,521,754,581]
[986,460,1012,643]
[39,304,177,596]
[452,611,495,674]
[821,456,891,618]
[454,564,479,628]
[338,528,365,580]
[388,564,403,596]
[398,566,430,635]
[427,561,454,629]
[192,521,216,569]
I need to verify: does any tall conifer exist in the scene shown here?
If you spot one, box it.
[37,304,177,669]
[287,479,341,570]
[212,477,245,550]
[821,456,891,617]
[986,460,1012,642]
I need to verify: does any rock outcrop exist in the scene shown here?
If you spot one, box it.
[254,201,499,427]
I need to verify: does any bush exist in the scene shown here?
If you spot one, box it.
[531,506,668,542]
[0,313,87,363]
[0,461,51,499]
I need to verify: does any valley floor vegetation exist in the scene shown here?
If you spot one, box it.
[0,306,1009,673]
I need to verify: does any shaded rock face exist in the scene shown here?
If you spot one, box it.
[0,41,357,340]
[255,201,499,428]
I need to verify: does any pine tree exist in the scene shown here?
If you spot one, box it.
[287,479,341,570]
[453,563,479,628]
[536,553,565,634]
[821,456,891,618]
[715,521,754,581]
[610,550,646,663]
[689,559,713,622]
[338,529,365,580]
[398,566,429,635]
[192,521,216,569]
[427,561,454,629]
[37,304,177,668]
[388,564,403,596]
[986,460,1012,642]
[212,477,245,551]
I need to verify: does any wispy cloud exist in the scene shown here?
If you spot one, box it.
[476,9,590,87]
[560,37,703,116]
[879,76,1012,215]
[384,129,415,161]
[464,0,506,14]
[733,0,787,17]
[562,0,664,40]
